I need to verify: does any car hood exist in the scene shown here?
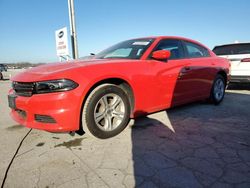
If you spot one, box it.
[20,59,118,74]
[12,59,138,82]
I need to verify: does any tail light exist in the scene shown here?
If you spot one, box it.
[241,58,250,62]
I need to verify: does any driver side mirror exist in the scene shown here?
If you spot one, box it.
[152,50,171,61]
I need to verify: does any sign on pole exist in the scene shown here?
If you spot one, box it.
[55,27,69,58]
[68,0,78,59]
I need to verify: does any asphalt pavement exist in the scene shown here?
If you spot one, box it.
[0,76,250,188]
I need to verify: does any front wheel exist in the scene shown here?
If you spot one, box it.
[82,84,131,139]
[209,74,226,105]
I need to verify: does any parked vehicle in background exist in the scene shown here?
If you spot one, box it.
[213,43,250,83]
[8,36,230,139]
[0,64,7,80]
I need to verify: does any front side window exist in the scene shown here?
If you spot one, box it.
[94,39,155,59]
[184,41,210,58]
[152,39,185,60]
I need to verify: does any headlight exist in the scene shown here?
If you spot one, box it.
[34,79,78,94]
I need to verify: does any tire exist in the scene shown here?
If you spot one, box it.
[0,72,3,80]
[209,74,226,105]
[82,84,131,139]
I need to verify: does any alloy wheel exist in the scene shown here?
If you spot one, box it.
[213,78,225,101]
[94,93,125,131]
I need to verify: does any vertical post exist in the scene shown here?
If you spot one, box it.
[68,0,79,59]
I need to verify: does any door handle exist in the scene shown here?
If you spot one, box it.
[181,66,191,73]
[184,66,191,71]
[179,66,191,78]
[178,72,184,79]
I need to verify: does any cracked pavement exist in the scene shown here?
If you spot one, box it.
[0,79,250,188]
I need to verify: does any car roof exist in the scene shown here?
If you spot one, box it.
[135,36,198,41]
[133,36,209,49]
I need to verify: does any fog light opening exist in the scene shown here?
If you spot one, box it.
[34,114,57,124]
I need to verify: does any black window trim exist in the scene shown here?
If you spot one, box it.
[147,39,187,61]
[181,40,211,59]
[148,38,211,61]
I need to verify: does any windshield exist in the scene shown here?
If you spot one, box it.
[213,43,250,55]
[94,38,155,59]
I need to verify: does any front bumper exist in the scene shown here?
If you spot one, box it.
[9,89,82,132]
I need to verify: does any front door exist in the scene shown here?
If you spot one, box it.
[148,39,197,108]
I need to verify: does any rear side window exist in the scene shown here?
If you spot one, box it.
[153,39,185,60]
[184,41,210,58]
[213,43,250,55]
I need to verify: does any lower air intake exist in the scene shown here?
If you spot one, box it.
[34,114,56,123]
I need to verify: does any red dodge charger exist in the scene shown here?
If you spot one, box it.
[8,36,230,138]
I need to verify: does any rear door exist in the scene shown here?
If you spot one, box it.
[181,40,215,99]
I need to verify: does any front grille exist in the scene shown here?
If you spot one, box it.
[13,82,35,97]
[34,114,56,123]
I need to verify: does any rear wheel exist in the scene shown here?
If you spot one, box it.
[209,74,226,105]
[0,72,3,80]
[82,84,130,139]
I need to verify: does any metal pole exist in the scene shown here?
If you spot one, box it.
[68,0,79,59]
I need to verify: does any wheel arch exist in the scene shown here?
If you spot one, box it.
[217,70,228,84]
[77,77,135,135]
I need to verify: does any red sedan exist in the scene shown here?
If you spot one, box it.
[8,36,230,138]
